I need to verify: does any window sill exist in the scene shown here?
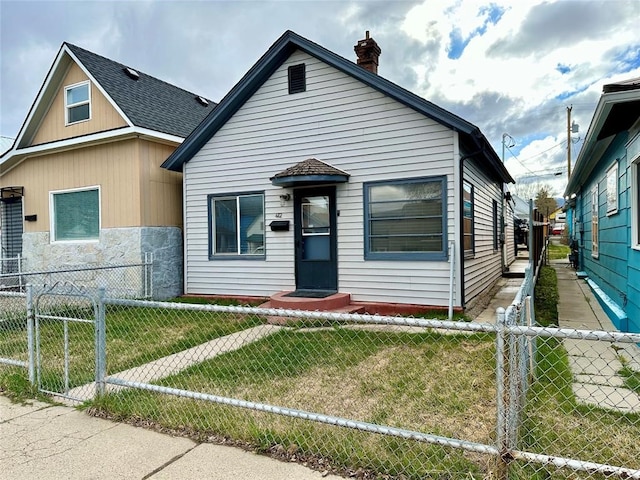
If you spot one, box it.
[364,252,447,261]
[50,238,99,244]
[209,255,266,261]
[65,118,91,127]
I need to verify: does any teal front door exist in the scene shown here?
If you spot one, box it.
[293,187,337,292]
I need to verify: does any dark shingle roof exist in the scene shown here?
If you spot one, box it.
[66,43,215,137]
[603,77,640,93]
[270,158,350,187]
[271,158,349,179]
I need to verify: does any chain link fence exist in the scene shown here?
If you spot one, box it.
[0,259,151,374]
[1,262,639,478]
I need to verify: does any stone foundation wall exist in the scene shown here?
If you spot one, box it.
[22,227,182,299]
[141,227,183,300]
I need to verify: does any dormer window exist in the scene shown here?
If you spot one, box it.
[65,81,91,125]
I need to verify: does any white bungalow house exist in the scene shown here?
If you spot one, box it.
[162,30,515,313]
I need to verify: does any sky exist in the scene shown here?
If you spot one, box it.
[1,0,639,199]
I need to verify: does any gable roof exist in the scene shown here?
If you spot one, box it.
[2,42,215,168]
[65,43,214,138]
[565,77,640,196]
[162,30,514,184]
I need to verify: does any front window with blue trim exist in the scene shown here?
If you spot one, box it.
[209,192,264,258]
[364,177,446,260]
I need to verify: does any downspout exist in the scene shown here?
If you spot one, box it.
[458,145,486,309]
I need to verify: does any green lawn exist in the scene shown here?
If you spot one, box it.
[94,328,498,479]
[0,305,263,394]
[513,266,640,478]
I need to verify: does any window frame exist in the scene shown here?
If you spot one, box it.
[463,180,475,257]
[363,176,447,261]
[606,161,619,216]
[208,191,266,260]
[64,80,91,125]
[591,184,599,259]
[49,185,101,244]
[630,133,640,250]
[492,199,499,251]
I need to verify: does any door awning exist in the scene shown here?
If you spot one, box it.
[270,158,349,187]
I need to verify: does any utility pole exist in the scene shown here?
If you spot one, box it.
[567,105,572,180]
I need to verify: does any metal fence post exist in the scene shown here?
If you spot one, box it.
[95,286,106,397]
[495,306,510,479]
[26,284,35,385]
[505,305,519,451]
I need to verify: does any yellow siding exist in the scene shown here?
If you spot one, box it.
[139,140,183,227]
[30,63,127,146]
[3,140,143,233]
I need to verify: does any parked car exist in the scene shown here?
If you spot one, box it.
[551,223,565,235]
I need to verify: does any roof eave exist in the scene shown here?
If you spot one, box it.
[271,174,349,188]
[565,88,640,196]
[162,30,500,173]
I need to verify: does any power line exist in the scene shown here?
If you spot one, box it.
[505,144,535,174]
[515,139,568,162]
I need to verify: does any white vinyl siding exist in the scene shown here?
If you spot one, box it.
[504,200,516,268]
[463,159,503,305]
[183,51,457,305]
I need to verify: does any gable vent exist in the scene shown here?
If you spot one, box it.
[195,96,209,107]
[288,64,306,94]
[123,67,140,80]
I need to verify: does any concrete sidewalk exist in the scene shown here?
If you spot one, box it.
[471,253,640,413]
[0,395,341,480]
[552,259,640,413]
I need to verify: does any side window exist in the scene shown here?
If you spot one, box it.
[631,137,640,249]
[463,181,474,256]
[364,177,447,260]
[492,199,499,251]
[209,193,265,258]
[634,158,640,248]
[65,81,91,125]
[606,162,618,216]
[591,184,599,258]
[50,186,100,242]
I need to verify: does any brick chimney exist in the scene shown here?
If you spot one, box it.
[354,31,381,74]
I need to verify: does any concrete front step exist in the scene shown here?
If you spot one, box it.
[259,292,365,325]
[265,291,352,311]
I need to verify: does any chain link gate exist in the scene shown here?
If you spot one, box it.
[34,283,105,402]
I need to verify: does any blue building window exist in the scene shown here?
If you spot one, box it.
[364,176,447,260]
[209,192,265,259]
[632,148,640,249]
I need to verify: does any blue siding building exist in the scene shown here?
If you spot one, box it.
[565,77,640,333]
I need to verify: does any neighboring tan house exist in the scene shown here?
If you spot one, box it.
[0,43,214,298]
[162,31,514,312]
[564,77,640,333]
